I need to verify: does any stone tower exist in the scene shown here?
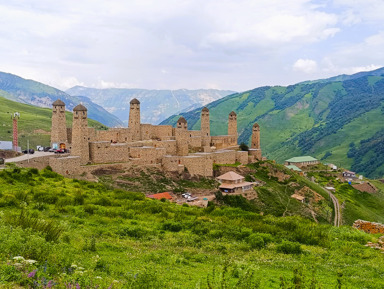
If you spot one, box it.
[228,111,237,145]
[71,104,89,165]
[129,98,141,141]
[51,99,67,148]
[251,123,260,149]
[249,123,262,161]
[201,107,211,147]
[176,116,188,156]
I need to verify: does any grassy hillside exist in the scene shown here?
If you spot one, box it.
[161,69,384,178]
[0,165,384,288]
[0,96,107,150]
[0,72,123,127]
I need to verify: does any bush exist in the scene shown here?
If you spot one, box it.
[247,234,264,249]
[162,221,183,232]
[276,240,302,254]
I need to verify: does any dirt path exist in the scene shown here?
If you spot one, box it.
[327,188,341,227]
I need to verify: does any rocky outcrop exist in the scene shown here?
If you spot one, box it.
[353,220,384,234]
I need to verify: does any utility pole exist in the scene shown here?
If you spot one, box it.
[11,112,20,152]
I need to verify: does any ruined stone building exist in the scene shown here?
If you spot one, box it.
[49,99,262,177]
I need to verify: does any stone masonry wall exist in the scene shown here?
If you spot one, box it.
[236,151,249,164]
[212,150,237,164]
[353,220,384,234]
[89,142,129,163]
[49,156,81,176]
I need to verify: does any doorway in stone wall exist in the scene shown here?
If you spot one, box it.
[60,143,66,149]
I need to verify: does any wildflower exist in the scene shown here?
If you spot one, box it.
[13,256,25,261]
[28,270,37,278]
[47,280,54,288]
[71,264,78,268]
[76,283,80,289]
[25,259,37,265]
[77,267,84,271]
[112,280,119,283]
[96,276,102,279]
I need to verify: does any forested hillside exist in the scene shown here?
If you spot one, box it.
[161,68,384,178]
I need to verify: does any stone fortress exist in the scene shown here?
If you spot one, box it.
[49,98,262,177]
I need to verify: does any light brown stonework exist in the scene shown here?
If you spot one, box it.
[48,100,264,177]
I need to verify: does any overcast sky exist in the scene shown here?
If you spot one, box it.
[0,0,384,92]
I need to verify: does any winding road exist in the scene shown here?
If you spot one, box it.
[327,188,341,227]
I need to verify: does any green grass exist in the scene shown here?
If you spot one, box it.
[0,166,384,288]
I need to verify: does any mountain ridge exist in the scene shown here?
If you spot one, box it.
[0,72,123,127]
[161,68,384,178]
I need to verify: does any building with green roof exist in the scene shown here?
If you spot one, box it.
[284,156,319,168]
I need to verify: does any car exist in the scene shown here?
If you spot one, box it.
[55,149,65,154]
[37,146,44,151]
[48,148,56,152]
[22,149,35,154]
[44,147,51,152]
[0,158,4,165]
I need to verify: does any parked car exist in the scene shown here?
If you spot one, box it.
[0,158,4,165]
[44,147,51,152]
[22,149,35,154]
[55,149,65,154]
[48,148,56,152]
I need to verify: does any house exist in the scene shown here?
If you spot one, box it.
[343,171,356,178]
[147,192,173,201]
[291,194,305,203]
[284,156,319,168]
[216,171,254,193]
[0,141,13,150]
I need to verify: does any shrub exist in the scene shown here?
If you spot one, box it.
[247,234,264,249]
[162,221,183,232]
[276,240,302,254]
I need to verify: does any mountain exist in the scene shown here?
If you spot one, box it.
[161,67,384,178]
[0,95,107,150]
[66,86,235,125]
[0,72,123,127]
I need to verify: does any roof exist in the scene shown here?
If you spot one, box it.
[219,181,253,189]
[343,170,356,174]
[202,107,209,112]
[253,123,260,128]
[147,192,172,200]
[217,171,244,181]
[285,165,302,172]
[73,104,87,111]
[0,141,12,150]
[285,156,318,163]
[177,116,187,124]
[52,99,65,106]
[229,111,237,116]
[291,194,305,201]
[130,98,140,104]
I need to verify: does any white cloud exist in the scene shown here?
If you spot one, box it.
[293,59,318,73]
[0,0,383,91]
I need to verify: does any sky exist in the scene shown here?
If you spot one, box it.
[0,0,384,92]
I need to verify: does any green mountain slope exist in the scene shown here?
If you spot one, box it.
[0,72,123,127]
[0,96,107,150]
[161,68,384,178]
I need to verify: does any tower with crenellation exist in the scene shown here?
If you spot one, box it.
[201,107,211,147]
[228,111,237,146]
[129,98,141,141]
[71,104,89,165]
[175,116,188,156]
[249,123,262,160]
[51,99,67,148]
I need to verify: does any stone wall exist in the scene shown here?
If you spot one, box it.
[89,142,129,163]
[49,156,81,176]
[153,140,177,155]
[212,150,236,164]
[129,146,166,164]
[152,125,173,140]
[140,124,153,140]
[182,155,213,177]
[353,220,384,234]
[211,136,236,149]
[236,151,248,164]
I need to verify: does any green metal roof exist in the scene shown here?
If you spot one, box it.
[285,165,302,172]
[285,156,318,163]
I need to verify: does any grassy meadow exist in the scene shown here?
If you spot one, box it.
[0,165,384,288]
